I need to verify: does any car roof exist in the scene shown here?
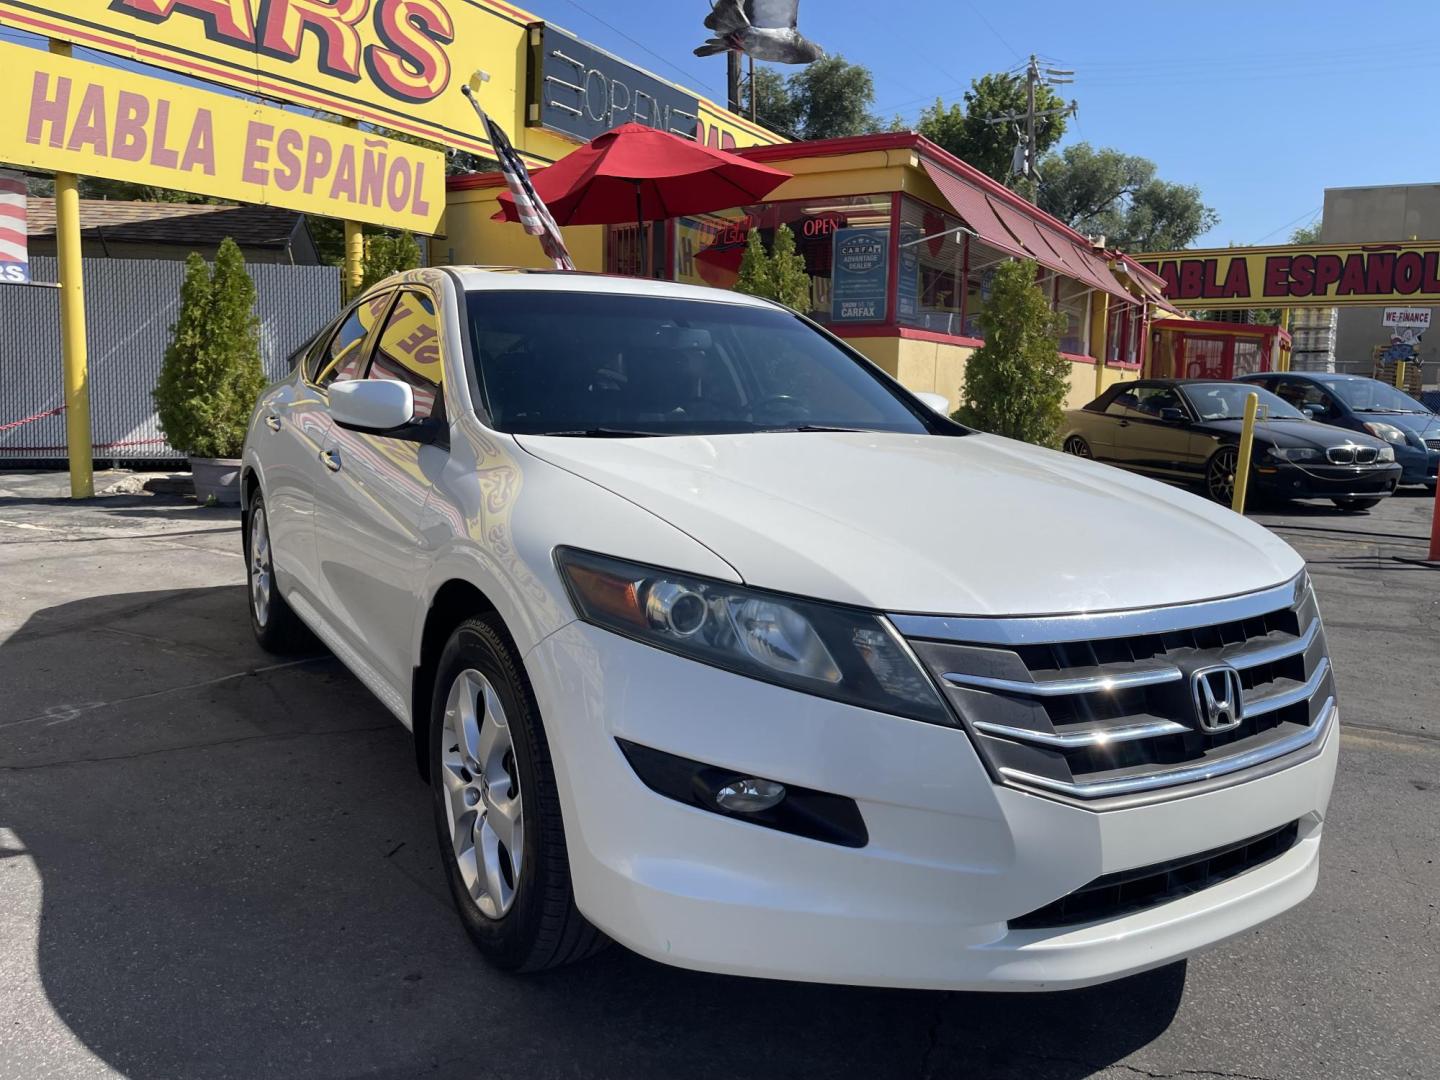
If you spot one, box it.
[446,266,778,308]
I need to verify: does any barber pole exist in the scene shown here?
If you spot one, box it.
[0,170,30,284]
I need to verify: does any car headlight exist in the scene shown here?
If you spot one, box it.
[1362,421,1408,444]
[1377,445,1396,463]
[1268,446,1322,462]
[555,547,952,725]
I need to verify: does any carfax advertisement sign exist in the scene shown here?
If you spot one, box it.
[831,227,889,323]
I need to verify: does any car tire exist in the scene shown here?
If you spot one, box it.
[1063,435,1093,459]
[429,615,608,973]
[244,493,315,654]
[1205,447,1240,505]
[1332,497,1383,512]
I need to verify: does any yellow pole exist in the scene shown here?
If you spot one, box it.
[1395,359,1408,390]
[50,40,92,498]
[340,118,364,299]
[1278,308,1291,372]
[344,221,364,299]
[1231,391,1259,515]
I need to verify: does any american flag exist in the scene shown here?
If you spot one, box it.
[461,82,574,271]
[0,170,30,284]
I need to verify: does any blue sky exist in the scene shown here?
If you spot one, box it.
[7,1,1440,249]
[543,0,1440,248]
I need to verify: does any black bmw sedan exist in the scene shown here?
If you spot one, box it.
[1062,379,1402,510]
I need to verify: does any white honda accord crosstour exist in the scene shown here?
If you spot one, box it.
[240,267,1337,990]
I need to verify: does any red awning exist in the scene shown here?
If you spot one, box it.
[920,161,1028,261]
[923,160,1134,303]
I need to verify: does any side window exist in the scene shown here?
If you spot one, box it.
[1277,380,1336,419]
[1132,386,1183,417]
[1105,387,1143,416]
[368,290,443,421]
[316,291,392,387]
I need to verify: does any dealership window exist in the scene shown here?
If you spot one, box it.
[1056,276,1090,355]
[666,194,892,325]
[963,237,1011,339]
[897,197,964,337]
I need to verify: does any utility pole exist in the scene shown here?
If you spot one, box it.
[727,51,742,115]
[985,55,1075,202]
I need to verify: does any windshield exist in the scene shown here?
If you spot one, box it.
[464,290,934,436]
[1319,377,1431,414]
[1181,383,1307,422]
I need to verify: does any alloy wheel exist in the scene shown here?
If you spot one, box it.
[1207,448,1238,505]
[249,506,272,627]
[1064,436,1092,459]
[440,669,524,919]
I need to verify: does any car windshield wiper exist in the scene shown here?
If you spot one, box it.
[759,424,869,433]
[540,428,664,438]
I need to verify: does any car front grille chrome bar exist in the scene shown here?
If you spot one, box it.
[1243,657,1330,718]
[997,698,1336,799]
[941,664,1183,697]
[1224,617,1319,671]
[972,717,1191,749]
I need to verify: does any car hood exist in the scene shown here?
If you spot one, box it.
[1204,418,1391,450]
[516,431,1303,616]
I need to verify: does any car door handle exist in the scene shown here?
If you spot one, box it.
[1117,419,1130,427]
[320,449,342,473]
[265,414,282,431]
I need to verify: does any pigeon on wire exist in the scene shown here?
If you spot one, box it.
[693,0,825,64]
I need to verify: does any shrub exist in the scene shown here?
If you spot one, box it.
[153,238,266,459]
[361,230,422,291]
[734,225,810,310]
[954,259,1071,447]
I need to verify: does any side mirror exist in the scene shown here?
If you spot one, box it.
[1302,403,1324,419]
[1159,407,1186,423]
[914,391,951,415]
[330,379,416,434]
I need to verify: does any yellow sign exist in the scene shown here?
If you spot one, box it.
[1137,241,1440,309]
[0,41,444,232]
[0,0,781,167]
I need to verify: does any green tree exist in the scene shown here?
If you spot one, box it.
[742,56,891,140]
[1035,142,1217,253]
[153,238,266,459]
[918,73,1068,186]
[955,258,1070,447]
[1290,221,1321,244]
[361,230,422,290]
[735,228,772,298]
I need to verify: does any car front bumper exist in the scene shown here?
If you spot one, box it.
[1253,461,1402,500]
[525,622,1338,991]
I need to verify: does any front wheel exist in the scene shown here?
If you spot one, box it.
[244,494,313,653]
[430,616,607,972]
[1332,497,1383,512]
[1205,447,1240,505]
[1062,435,1093,459]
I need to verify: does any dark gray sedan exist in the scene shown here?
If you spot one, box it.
[1062,379,1402,510]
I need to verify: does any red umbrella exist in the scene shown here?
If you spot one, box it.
[493,123,790,276]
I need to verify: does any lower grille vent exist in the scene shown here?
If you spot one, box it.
[1009,820,1300,930]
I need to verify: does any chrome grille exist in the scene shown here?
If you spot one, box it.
[1425,438,1440,452]
[1327,446,1356,464]
[1354,446,1378,464]
[892,575,1335,805]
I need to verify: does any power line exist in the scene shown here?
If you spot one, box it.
[1253,206,1322,246]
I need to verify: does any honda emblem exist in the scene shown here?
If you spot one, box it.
[1190,665,1245,734]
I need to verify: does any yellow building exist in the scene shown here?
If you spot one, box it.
[441,132,1175,411]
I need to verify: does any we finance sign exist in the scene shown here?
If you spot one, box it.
[1139,242,1440,309]
[0,0,533,162]
[0,42,443,231]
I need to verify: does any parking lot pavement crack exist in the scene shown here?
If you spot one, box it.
[0,723,396,771]
[1105,1065,1275,1080]
[0,656,331,730]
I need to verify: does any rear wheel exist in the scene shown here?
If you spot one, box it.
[244,494,313,653]
[1332,497,1383,512]
[430,616,607,972]
[1063,435,1093,459]
[1205,447,1240,505]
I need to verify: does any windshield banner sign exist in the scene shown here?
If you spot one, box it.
[1138,241,1440,309]
[832,227,889,323]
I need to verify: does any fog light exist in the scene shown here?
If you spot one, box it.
[714,777,786,813]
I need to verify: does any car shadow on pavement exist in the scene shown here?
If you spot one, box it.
[2,586,1184,1080]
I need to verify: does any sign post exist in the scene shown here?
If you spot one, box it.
[1231,392,1260,515]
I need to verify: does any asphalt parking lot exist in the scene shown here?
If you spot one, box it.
[1,470,1436,1080]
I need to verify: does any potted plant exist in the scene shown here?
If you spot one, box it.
[153,237,266,506]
